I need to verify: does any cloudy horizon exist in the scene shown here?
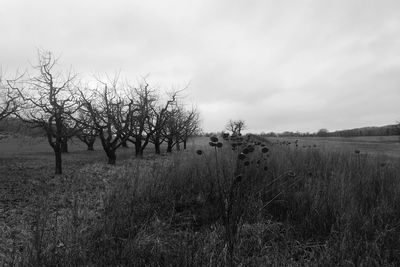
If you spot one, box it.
[1,0,399,133]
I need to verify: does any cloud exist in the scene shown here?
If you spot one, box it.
[1,0,399,133]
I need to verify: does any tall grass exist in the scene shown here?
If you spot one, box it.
[3,137,400,266]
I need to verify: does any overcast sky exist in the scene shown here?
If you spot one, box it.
[1,0,399,133]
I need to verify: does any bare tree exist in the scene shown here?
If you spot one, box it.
[125,81,157,157]
[161,103,200,152]
[75,110,98,151]
[78,76,134,164]
[163,107,182,153]
[179,106,200,149]
[147,91,179,154]
[225,119,246,135]
[7,50,77,174]
[0,72,18,121]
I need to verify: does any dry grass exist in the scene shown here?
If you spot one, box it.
[1,135,400,266]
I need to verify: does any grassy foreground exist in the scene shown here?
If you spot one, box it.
[1,135,400,266]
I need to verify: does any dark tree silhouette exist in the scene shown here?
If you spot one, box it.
[179,106,200,149]
[78,76,134,164]
[147,91,179,154]
[75,110,98,151]
[0,73,18,121]
[7,50,77,174]
[125,81,157,157]
[225,119,246,135]
[162,104,200,152]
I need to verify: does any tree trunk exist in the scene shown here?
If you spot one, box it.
[122,140,128,148]
[61,137,68,153]
[135,137,143,157]
[106,149,116,165]
[87,142,94,151]
[54,146,62,174]
[154,140,161,154]
[167,139,173,153]
[183,139,187,150]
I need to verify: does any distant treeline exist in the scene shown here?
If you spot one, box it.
[0,117,44,137]
[261,124,400,138]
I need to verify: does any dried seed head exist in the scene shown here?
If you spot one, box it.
[242,148,250,154]
[238,153,246,160]
[244,161,250,166]
[196,150,203,155]
[209,141,216,147]
[210,136,219,143]
[222,133,230,139]
[235,175,242,183]
[264,166,268,171]
[248,146,255,153]
[355,149,360,154]
[261,147,269,153]
[216,142,223,148]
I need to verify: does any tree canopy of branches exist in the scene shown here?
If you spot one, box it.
[0,73,18,121]
[78,76,135,164]
[7,50,77,174]
[225,119,246,135]
[146,90,179,154]
[177,106,200,150]
[162,104,200,152]
[4,50,202,167]
[75,109,98,151]
[125,81,158,157]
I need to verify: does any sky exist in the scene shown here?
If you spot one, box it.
[1,0,399,133]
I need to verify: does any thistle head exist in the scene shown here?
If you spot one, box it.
[261,147,269,153]
[210,136,219,143]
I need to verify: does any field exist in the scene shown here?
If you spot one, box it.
[268,135,400,158]
[1,133,400,266]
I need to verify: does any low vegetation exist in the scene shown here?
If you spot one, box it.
[1,133,400,266]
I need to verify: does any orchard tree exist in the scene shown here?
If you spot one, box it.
[179,106,200,149]
[147,91,179,154]
[162,103,200,152]
[125,81,157,157]
[163,107,182,153]
[75,110,98,151]
[7,50,77,174]
[78,76,135,164]
[0,72,18,121]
